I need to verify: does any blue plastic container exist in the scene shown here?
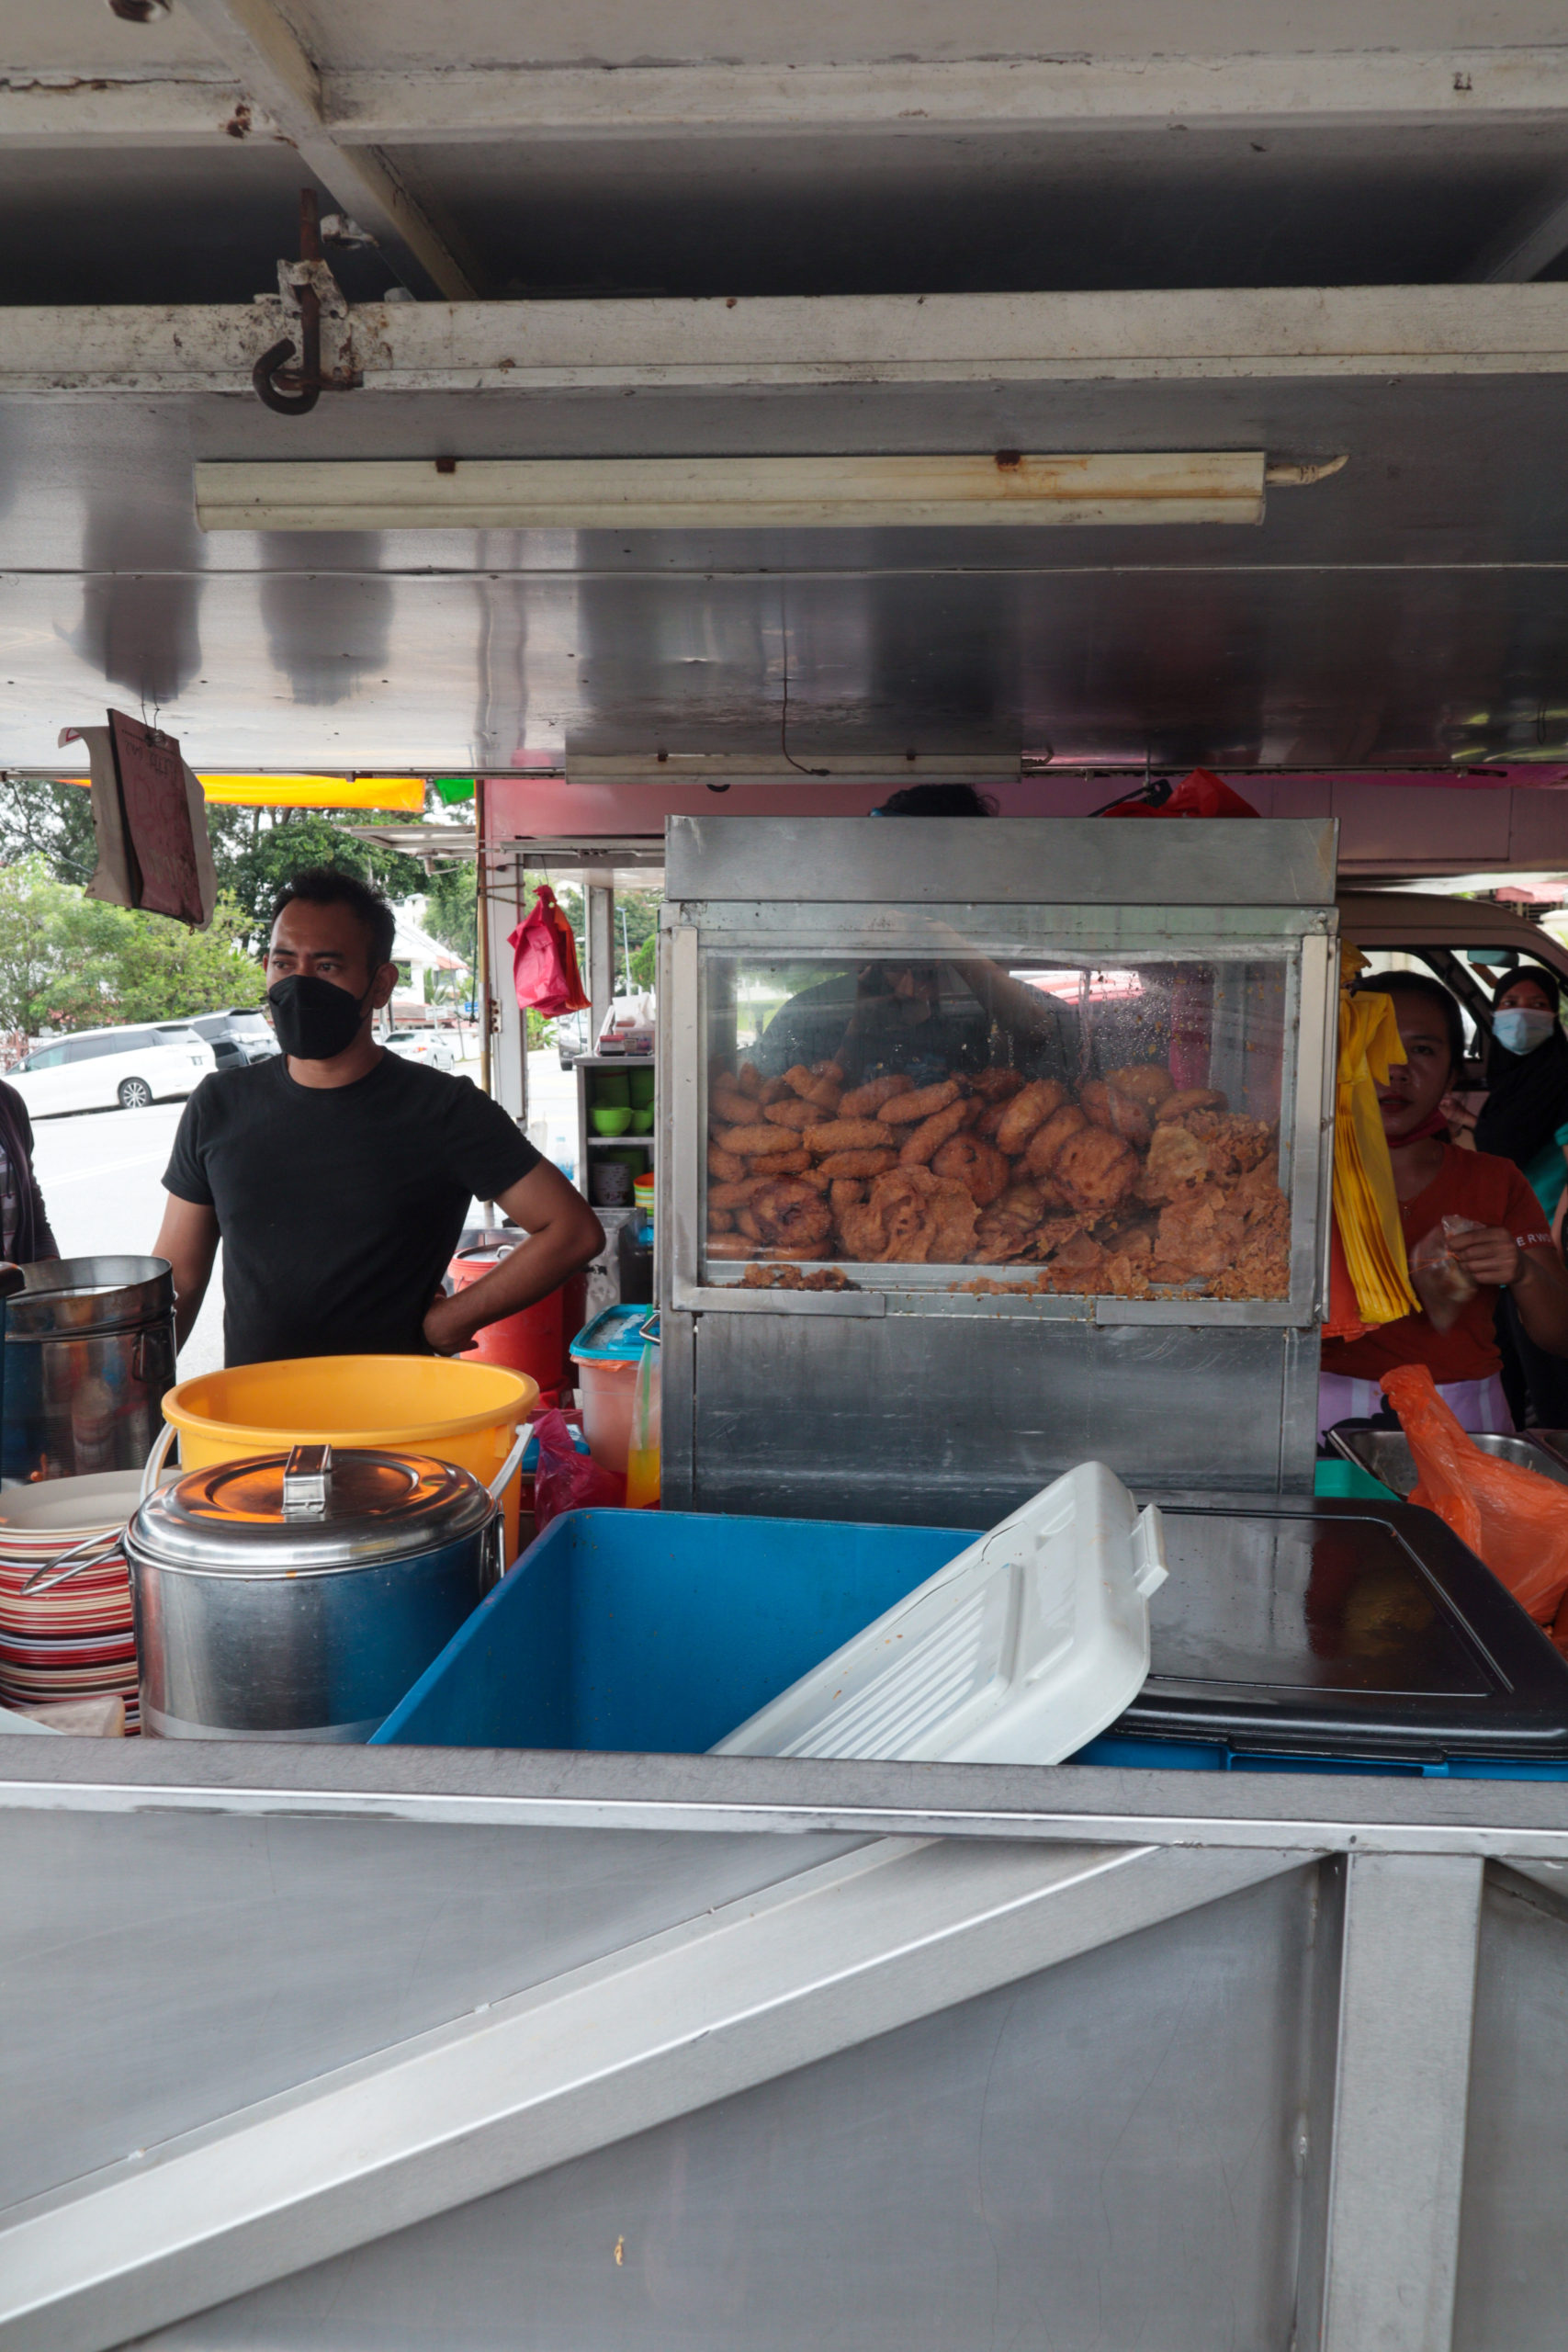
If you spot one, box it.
[374,1500,1568,1781]
[375,1509,963,1753]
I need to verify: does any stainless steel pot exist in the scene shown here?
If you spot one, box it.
[31,1435,525,1740]
[2,1254,175,1483]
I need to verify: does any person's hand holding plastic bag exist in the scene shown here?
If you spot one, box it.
[532,1408,625,1530]
[1382,1364,1568,1634]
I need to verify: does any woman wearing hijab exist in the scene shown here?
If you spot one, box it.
[1472,964,1568,1424]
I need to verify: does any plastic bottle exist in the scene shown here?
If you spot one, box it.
[624,1340,660,1509]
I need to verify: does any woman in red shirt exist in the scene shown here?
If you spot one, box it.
[1320,973,1568,1438]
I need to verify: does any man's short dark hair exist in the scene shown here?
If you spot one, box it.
[269,867,396,973]
[871,783,998,818]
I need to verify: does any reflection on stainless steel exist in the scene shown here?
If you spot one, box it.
[1150,1511,1478,1695]
[1,1254,175,1484]
[661,817,1337,1512]
[1328,1424,1568,1499]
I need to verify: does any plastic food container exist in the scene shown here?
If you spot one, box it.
[570,1305,652,1476]
[156,1356,536,1558]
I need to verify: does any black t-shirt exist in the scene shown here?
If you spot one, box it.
[164,1053,541,1366]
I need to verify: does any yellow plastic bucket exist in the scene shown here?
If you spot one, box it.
[160,1356,538,1558]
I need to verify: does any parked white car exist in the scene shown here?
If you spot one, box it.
[383,1027,457,1073]
[7,1023,215,1117]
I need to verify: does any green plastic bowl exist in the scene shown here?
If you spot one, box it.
[593,1072,631,1107]
[592,1105,634,1136]
[627,1069,656,1107]
[629,1106,654,1132]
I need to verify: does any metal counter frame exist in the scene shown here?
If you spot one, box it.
[1,1741,1565,2352]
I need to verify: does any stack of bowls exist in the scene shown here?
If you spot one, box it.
[0,1472,145,1730]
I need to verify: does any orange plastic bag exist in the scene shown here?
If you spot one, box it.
[1382,1364,1568,1627]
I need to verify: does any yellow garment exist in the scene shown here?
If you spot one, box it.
[1333,983,1419,1327]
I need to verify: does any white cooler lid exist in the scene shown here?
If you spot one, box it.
[713,1462,1168,1767]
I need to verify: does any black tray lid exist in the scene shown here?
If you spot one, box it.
[1113,1496,1568,1760]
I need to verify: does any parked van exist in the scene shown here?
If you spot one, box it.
[7,1023,214,1117]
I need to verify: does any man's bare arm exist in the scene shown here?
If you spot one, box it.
[423,1162,604,1355]
[153,1194,220,1351]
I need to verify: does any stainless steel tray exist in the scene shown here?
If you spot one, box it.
[1328,1424,1568,1499]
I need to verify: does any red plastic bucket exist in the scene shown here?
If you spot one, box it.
[450,1250,587,1395]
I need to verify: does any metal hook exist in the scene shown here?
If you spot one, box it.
[251,190,325,416]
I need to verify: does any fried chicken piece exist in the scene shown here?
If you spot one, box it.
[1187,1112,1274,1178]
[974,1099,1009,1141]
[736,1063,763,1099]
[707,1208,734,1233]
[758,1075,795,1105]
[708,1141,746,1183]
[995,1079,1067,1156]
[1023,1102,1087,1178]
[837,1166,976,1263]
[1137,1122,1212,1204]
[1155,1086,1228,1123]
[782,1062,844,1112]
[1055,1126,1138,1216]
[829,1178,866,1217]
[1107,1064,1175,1109]
[1078,1078,1152,1149]
[709,1176,768,1208]
[1040,1233,1110,1292]
[1150,1185,1246,1283]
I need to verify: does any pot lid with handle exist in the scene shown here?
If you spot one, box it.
[128,1444,494,1577]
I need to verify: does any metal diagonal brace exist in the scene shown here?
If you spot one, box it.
[0,1834,1307,2352]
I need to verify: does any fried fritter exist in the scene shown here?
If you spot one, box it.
[1107,1064,1176,1108]
[1079,1078,1152,1149]
[1055,1126,1139,1216]
[1136,1122,1210,1203]
[1155,1086,1228,1123]
[995,1079,1067,1156]
[931,1134,1010,1205]
[1023,1102,1087,1178]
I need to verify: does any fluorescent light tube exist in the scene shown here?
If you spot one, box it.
[194,452,1269,532]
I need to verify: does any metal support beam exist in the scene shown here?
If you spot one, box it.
[0,1834,1303,2352]
[7,51,1568,147]
[585,878,615,1052]
[1300,1852,1484,2352]
[175,0,481,299]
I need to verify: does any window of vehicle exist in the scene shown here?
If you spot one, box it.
[26,1045,66,1070]
[226,1012,270,1035]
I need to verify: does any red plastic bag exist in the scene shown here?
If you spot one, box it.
[1382,1364,1568,1628]
[1100,768,1260,820]
[508,885,589,1017]
[532,1408,625,1530]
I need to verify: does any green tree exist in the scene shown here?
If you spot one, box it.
[422,862,478,968]
[215,809,431,950]
[0,859,261,1035]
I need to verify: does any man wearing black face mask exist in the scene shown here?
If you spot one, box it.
[153,867,603,1367]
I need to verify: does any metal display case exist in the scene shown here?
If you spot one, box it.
[659,817,1338,1520]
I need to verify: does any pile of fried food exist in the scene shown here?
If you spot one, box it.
[705,1057,1290,1296]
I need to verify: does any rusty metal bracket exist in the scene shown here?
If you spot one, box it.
[252,191,361,417]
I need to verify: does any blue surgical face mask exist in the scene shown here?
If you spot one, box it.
[1494,1006,1557,1057]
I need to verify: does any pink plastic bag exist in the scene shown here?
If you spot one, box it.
[532,1408,625,1530]
[508,884,589,1017]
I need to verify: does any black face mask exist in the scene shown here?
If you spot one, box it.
[266,974,370,1062]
